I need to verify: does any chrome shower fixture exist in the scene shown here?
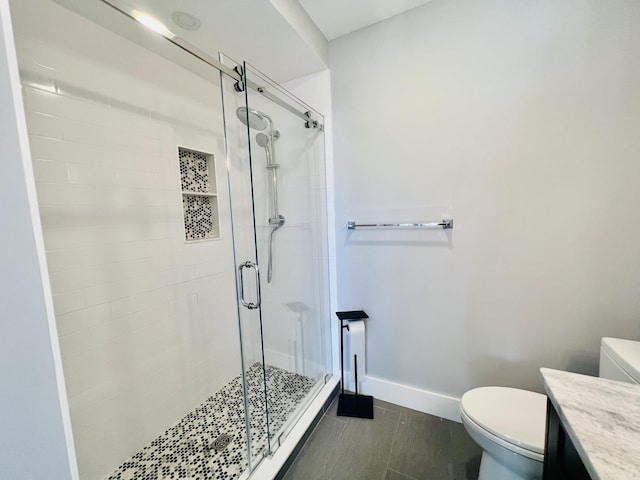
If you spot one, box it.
[255,130,281,146]
[236,106,284,284]
[267,214,285,283]
[256,132,281,167]
[236,106,269,131]
[236,106,280,161]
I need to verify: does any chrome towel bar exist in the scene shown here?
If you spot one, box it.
[347,219,453,230]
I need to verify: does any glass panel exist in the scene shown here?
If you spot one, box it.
[219,54,270,471]
[243,62,329,453]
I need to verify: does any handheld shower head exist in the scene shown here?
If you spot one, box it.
[256,132,270,148]
[256,131,280,146]
[256,132,272,164]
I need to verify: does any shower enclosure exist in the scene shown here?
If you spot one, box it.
[8,0,332,478]
[221,57,329,470]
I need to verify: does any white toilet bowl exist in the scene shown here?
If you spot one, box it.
[460,387,547,480]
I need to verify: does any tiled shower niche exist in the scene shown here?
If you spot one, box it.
[179,147,220,241]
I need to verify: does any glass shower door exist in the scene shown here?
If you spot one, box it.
[242,62,329,453]
[221,56,329,469]
[220,56,270,472]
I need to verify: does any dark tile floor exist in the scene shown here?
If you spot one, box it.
[281,396,481,480]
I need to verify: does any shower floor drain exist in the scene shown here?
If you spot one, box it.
[210,433,233,452]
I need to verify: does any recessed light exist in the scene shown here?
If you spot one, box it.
[172,11,201,31]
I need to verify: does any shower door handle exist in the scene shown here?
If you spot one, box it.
[238,261,261,310]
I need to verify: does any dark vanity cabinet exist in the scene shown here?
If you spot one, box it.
[543,399,591,480]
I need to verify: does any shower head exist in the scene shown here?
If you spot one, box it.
[236,106,271,131]
[256,132,273,165]
[256,132,270,148]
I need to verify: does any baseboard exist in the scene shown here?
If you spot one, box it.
[342,375,461,423]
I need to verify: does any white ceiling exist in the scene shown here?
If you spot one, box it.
[57,0,434,83]
[298,0,434,40]
[112,0,328,83]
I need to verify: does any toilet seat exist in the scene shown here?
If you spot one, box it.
[460,408,544,462]
[460,387,547,460]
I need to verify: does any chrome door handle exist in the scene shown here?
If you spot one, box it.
[238,261,261,309]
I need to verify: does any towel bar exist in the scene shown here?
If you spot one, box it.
[346,219,453,230]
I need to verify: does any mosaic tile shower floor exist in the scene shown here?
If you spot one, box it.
[107,364,317,480]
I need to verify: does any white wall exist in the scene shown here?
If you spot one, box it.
[0,0,76,477]
[330,0,640,416]
[11,0,241,477]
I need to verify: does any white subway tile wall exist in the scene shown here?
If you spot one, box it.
[12,0,241,478]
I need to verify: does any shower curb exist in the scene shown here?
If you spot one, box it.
[274,382,339,480]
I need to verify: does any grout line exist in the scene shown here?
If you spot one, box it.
[315,413,348,476]
[386,467,419,480]
[383,406,405,479]
[325,397,348,424]
[287,396,349,479]
[375,404,397,413]
[448,417,457,480]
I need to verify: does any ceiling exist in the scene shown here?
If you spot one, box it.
[298,0,434,40]
[57,0,434,83]
[105,0,328,83]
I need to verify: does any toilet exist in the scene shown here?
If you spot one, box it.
[460,337,640,480]
[460,387,546,480]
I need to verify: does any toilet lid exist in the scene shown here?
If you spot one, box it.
[460,387,547,454]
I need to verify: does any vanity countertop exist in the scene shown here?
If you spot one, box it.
[540,368,640,480]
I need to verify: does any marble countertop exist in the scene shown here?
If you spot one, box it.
[540,368,640,480]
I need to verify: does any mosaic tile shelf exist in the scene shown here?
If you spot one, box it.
[182,195,219,241]
[179,148,212,194]
[178,147,219,241]
[107,364,316,480]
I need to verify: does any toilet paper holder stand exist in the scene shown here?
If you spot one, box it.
[335,310,374,419]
